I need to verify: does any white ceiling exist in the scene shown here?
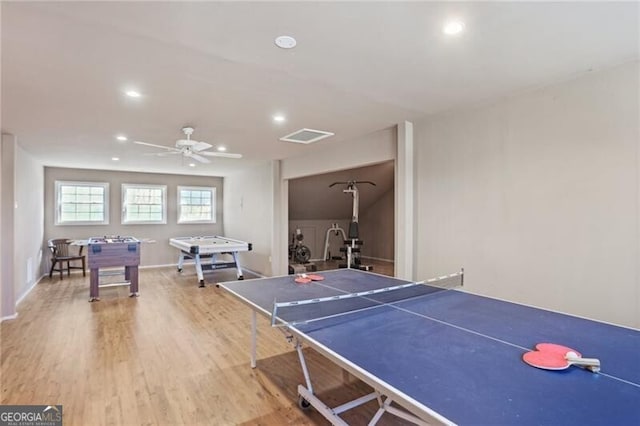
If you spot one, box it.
[2,2,638,177]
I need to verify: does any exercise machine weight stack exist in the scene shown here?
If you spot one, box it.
[288,228,316,274]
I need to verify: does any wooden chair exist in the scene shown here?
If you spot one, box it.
[48,239,86,280]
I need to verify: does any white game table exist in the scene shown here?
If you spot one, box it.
[169,236,252,287]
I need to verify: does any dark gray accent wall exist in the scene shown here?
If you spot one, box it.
[360,188,394,262]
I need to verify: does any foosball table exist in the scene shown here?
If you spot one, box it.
[87,236,140,302]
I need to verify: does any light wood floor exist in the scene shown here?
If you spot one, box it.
[0,263,429,425]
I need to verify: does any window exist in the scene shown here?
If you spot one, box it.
[122,184,166,224]
[55,181,109,225]
[177,186,216,224]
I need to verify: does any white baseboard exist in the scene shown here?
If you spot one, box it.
[242,267,265,278]
[2,264,264,323]
[127,263,266,279]
[361,256,394,263]
[308,256,394,263]
[15,273,46,307]
[1,312,18,322]
[140,263,177,269]
[49,263,176,272]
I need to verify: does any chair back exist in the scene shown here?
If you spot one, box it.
[49,239,71,257]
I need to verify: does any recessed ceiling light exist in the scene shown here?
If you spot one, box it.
[443,20,465,35]
[125,90,141,98]
[188,163,196,167]
[111,157,120,161]
[273,115,286,123]
[116,135,127,141]
[275,35,296,49]
[217,146,227,152]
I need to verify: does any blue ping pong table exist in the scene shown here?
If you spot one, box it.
[220,268,640,425]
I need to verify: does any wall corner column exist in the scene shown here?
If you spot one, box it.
[1,133,17,320]
[271,159,288,276]
[395,121,414,280]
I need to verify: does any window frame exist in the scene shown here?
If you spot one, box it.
[177,185,217,224]
[54,180,110,226]
[121,183,167,225]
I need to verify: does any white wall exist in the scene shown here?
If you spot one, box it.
[414,61,639,328]
[223,161,277,276]
[0,138,3,319]
[14,144,44,302]
[0,134,17,320]
[0,134,44,318]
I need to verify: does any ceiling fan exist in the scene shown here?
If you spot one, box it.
[133,127,242,164]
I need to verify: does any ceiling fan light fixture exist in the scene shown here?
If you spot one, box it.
[116,135,127,141]
[217,146,227,152]
[133,126,242,162]
[188,163,196,167]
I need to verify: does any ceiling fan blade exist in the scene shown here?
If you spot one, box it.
[191,141,212,152]
[134,140,180,152]
[143,152,181,157]
[188,153,211,163]
[200,151,243,159]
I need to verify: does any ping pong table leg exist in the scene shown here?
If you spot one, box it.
[251,311,257,368]
[370,394,430,426]
[297,385,349,426]
[369,395,389,425]
[296,340,314,395]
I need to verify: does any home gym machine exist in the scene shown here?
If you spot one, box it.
[329,180,376,271]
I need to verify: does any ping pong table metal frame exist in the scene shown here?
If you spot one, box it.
[234,271,463,426]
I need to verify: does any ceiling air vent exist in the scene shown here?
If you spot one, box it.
[280,128,334,144]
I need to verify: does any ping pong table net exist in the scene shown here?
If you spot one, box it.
[271,269,464,328]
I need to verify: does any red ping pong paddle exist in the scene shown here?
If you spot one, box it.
[294,273,324,284]
[522,343,600,373]
[306,274,324,281]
